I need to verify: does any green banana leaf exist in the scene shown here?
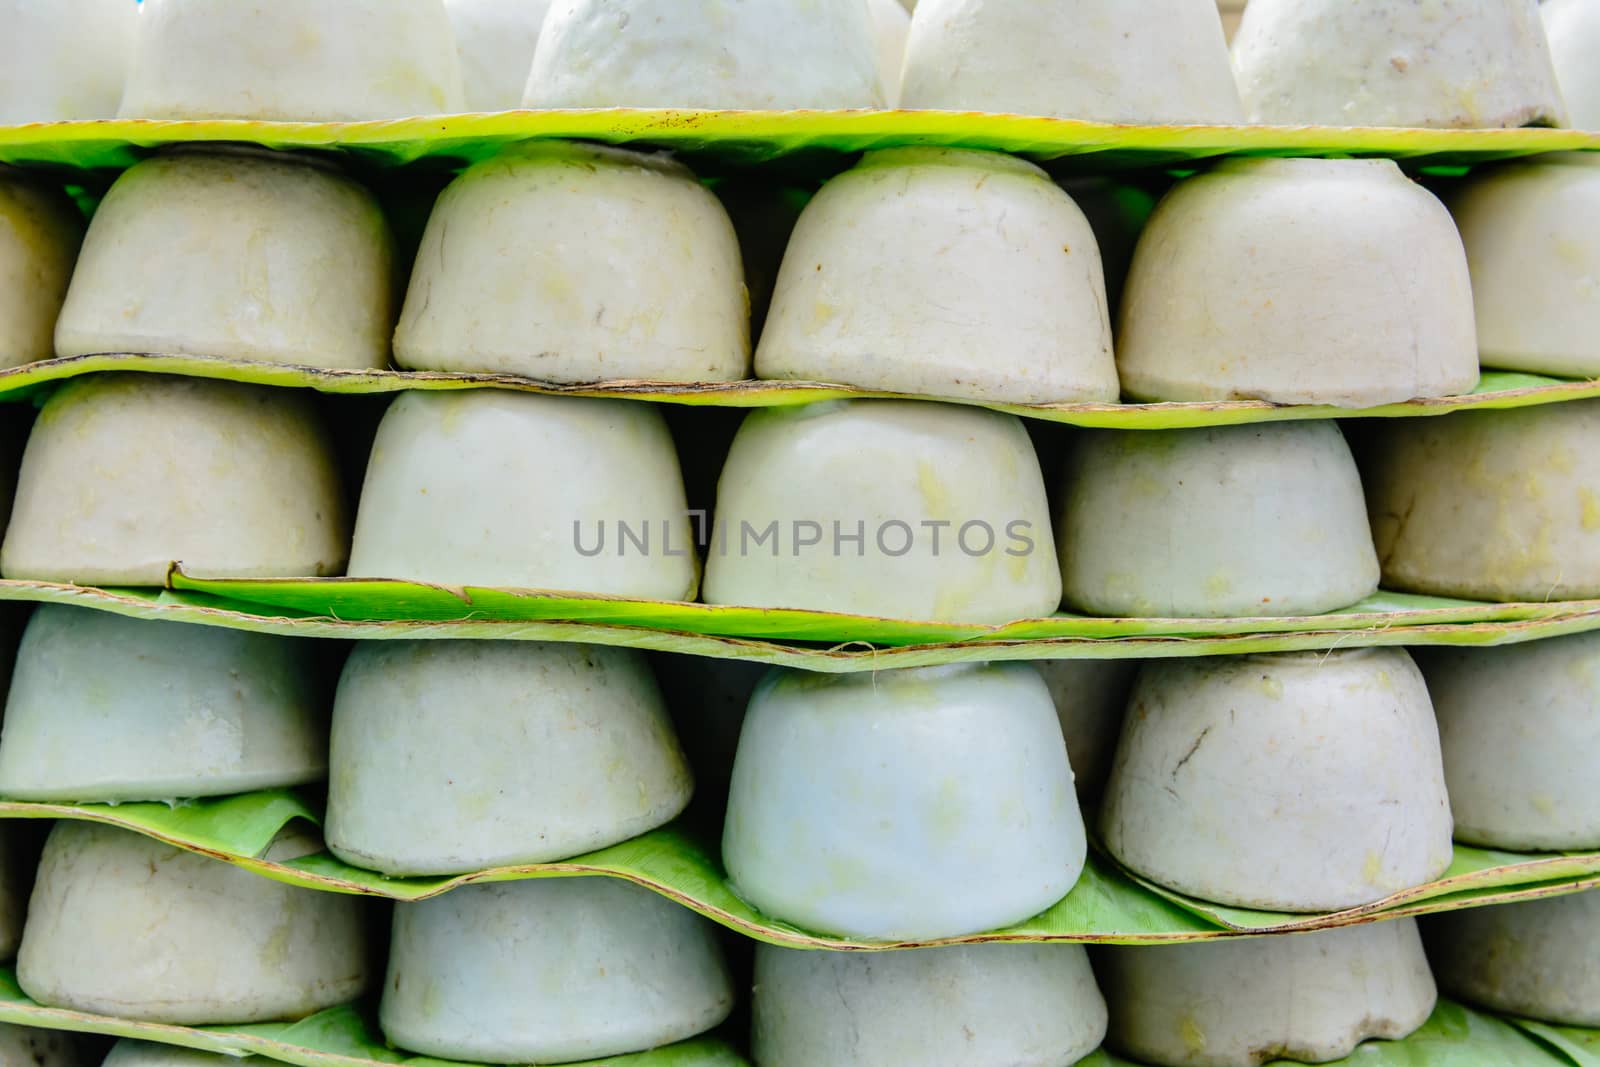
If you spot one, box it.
[0,354,1590,431]
[0,111,1596,172]
[1114,847,1600,934]
[1512,1021,1600,1066]
[0,968,747,1067]
[166,572,1600,646]
[0,978,1573,1067]
[4,580,1600,673]
[0,793,1213,948]
[8,792,1600,951]
[1084,1001,1587,1066]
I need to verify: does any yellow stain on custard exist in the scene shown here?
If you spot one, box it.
[931,778,967,843]
[418,978,444,1021]
[261,917,294,968]
[1006,547,1030,584]
[917,461,952,518]
[1580,488,1600,531]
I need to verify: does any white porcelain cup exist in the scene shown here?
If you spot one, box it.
[395,142,749,384]
[1450,154,1600,378]
[1426,889,1600,1027]
[1057,421,1380,618]
[0,375,350,586]
[1117,158,1480,407]
[0,0,137,122]
[1098,921,1438,1067]
[347,390,698,600]
[900,0,1243,123]
[17,822,371,1024]
[381,878,735,1062]
[56,146,395,372]
[756,148,1118,405]
[753,941,1107,1067]
[1233,0,1567,128]
[326,640,691,876]
[525,0,884,109]
[1101,650,1455,913]
[723,662,1086,941]
[0,605,328,803]
[703,400,1061,624]
[121,0,464,120]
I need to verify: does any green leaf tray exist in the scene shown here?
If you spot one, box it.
[1,111,1597,172]
[6,792,1598,951]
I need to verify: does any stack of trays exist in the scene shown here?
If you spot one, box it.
[1,2,1599,1066]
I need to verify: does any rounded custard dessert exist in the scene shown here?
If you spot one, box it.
[1545,0,1600,129]
[1098,920,1438,1067]
[1426,889,1600,1026]
[755,148,1117,405]
[17,822,371,1024]
[899,0,1243,124]
[0,1023,89,1067]
[714,178,809,344]
[1056,421,1380,618]
[869,0,909,106]
[1036,659,1136,804]
[381,878,734,1063]
[0,375,350,585]
[0,0,137,122]
[526,0,883,108]
[703,400,1060,624]
[1449,154,1600,378]
[652,653,765,832]
[103,1042,248,1066]
[443,0,551,111]
[0,170,83,371]
[347,391,697,600]
[753,941,1106,1067]
[1117,158,1480,406]
[395,143,748,383]
[327,640,691,876]
[1419,633,1600,851]
[55,146,395,371]
[0,606,328,803]
[120,0,463,120]
[1233,0,1566,128]
[0,827,25,961]
[723,663,1084,941]
[1101,650,1454,913]
[1364,401,1600,601]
